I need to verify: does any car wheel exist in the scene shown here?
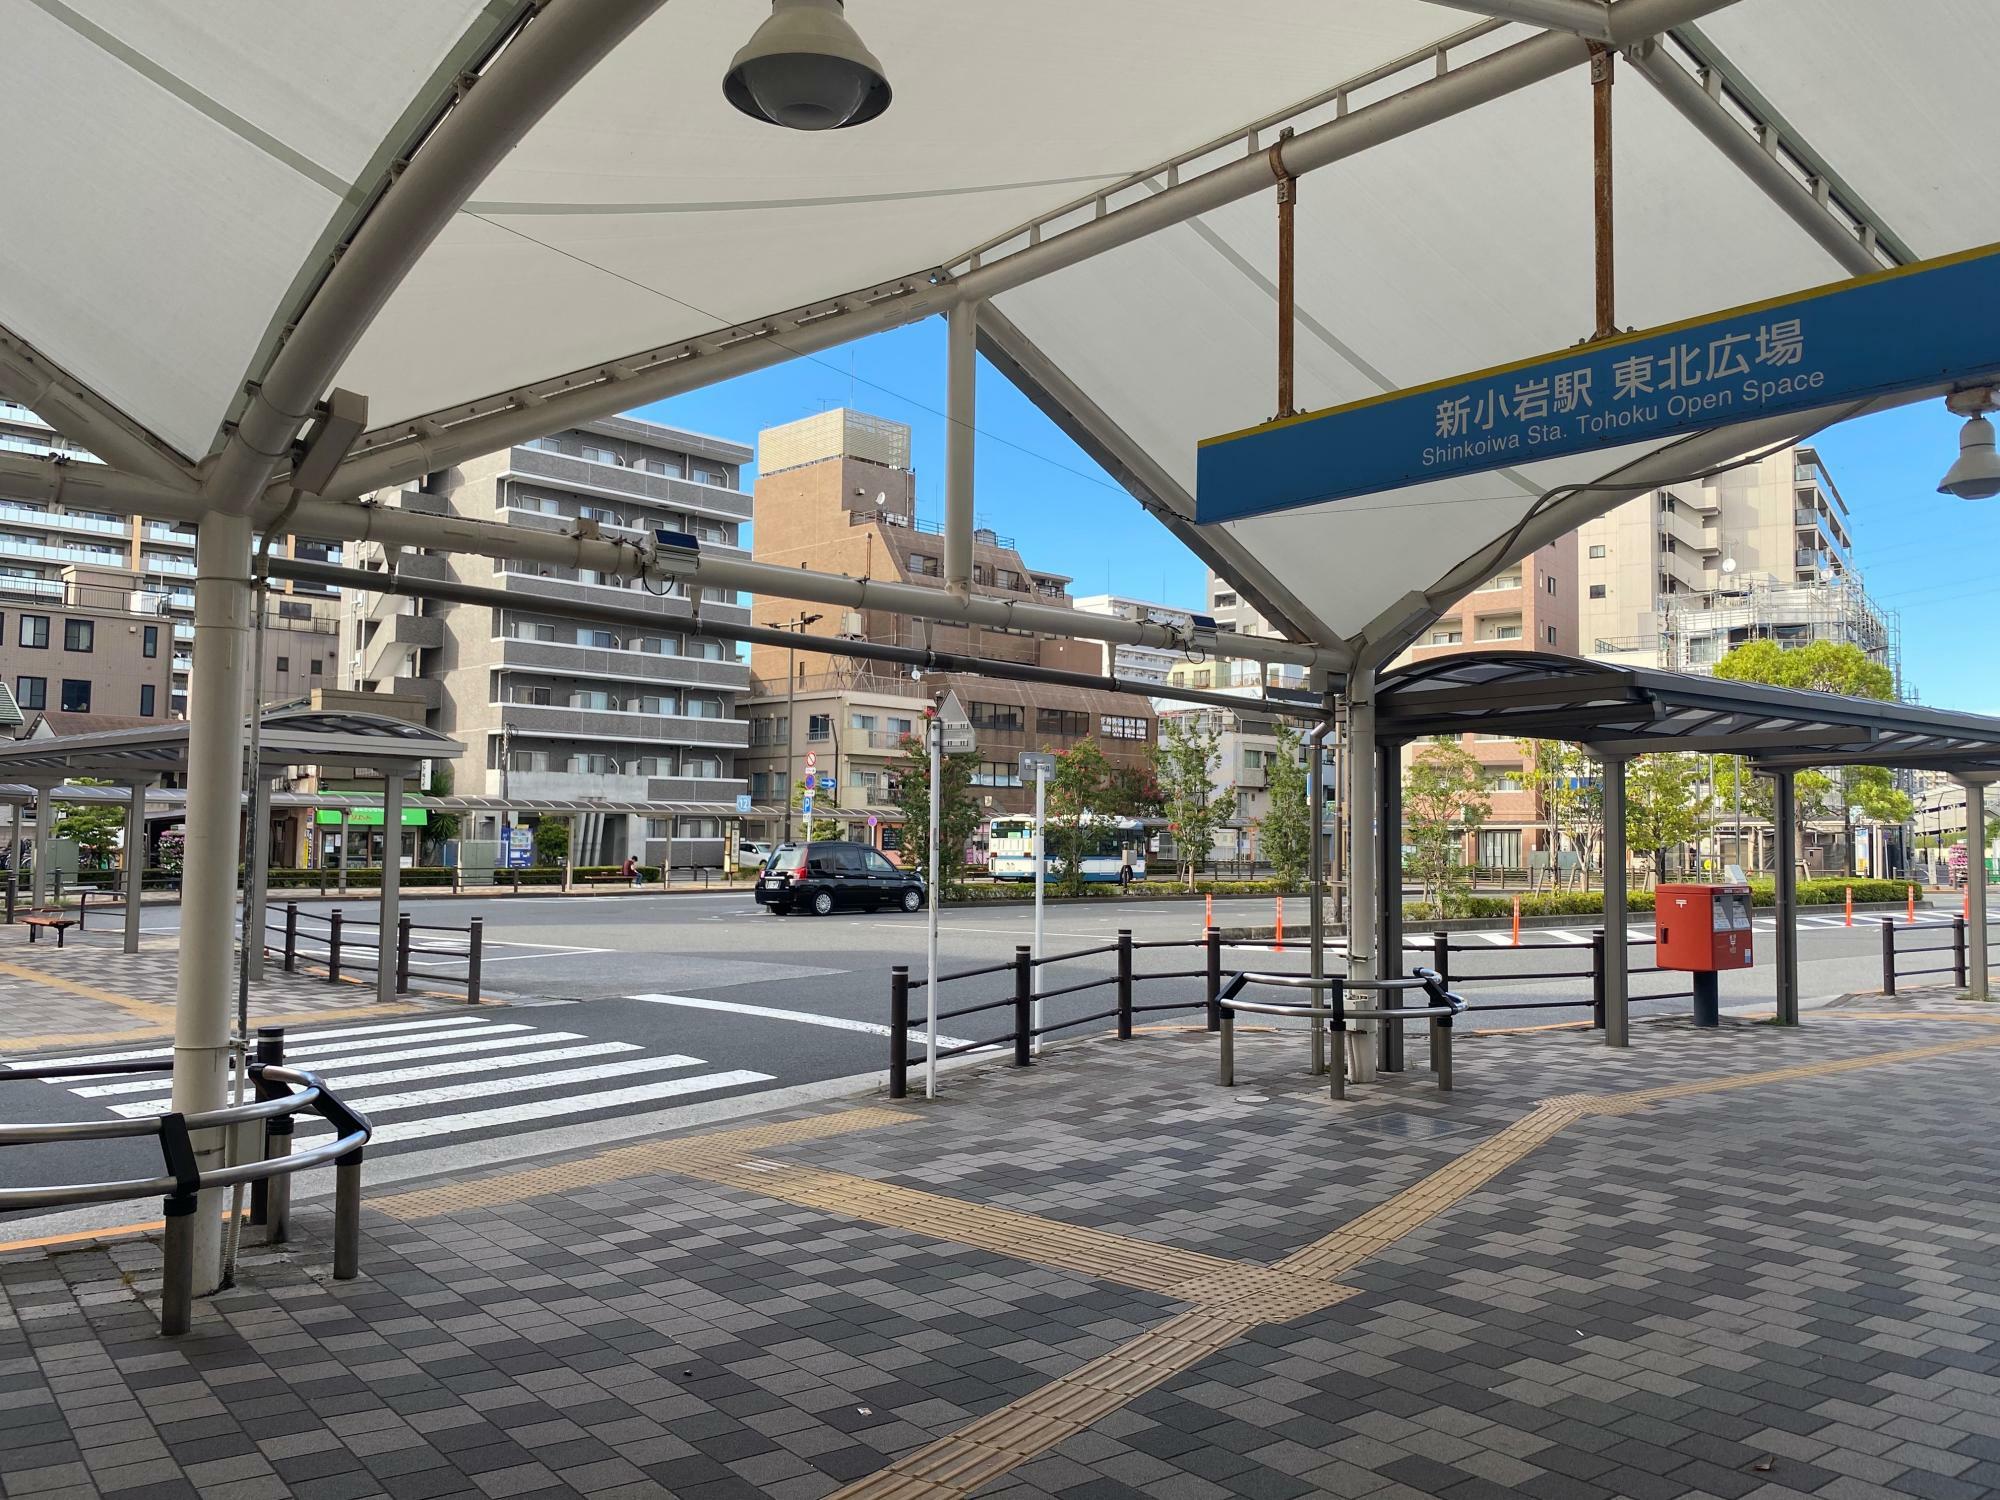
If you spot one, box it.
[901,888,923,913]
[811,890,836,916]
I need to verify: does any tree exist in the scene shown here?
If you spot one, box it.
[1713,639,1911,868]
[1256,723,1312,892]
[1521,739,1603,889]
[1153,712,1226,888]
[1403,738,1489,915]
[789,776,841,842]
[892,734,980,900]
[55,778,124,868]
[421,762,460,862]
[1100,764,1162,818]
[533,818,569,868]
[1625,754,1710,884]
[1047,740,1109,896]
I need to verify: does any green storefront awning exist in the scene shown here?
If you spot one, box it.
[314,807,428,827]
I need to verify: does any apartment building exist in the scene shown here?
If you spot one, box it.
[0,398,341,715]
[1578,443,1898,681]
[342,415,755,868]
[740,409,1156,848]
[1070,594,1183,685]
[0,565,176,734]
[1392,536,1580,869]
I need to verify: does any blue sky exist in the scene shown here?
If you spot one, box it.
[634,319,2000,713]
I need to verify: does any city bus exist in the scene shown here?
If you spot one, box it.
[987,814,1147,883]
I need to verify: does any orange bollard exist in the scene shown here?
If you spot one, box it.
[1844,885,1853,927]
[1204,892,1214,933]
[1511,894,1521,947]
[1273,894,1284,952]
[1908,884,1917,926]
[1966,885,1972,920]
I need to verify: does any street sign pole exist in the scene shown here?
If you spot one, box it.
[926,715,941,1099]
[1032,759,1046,1056]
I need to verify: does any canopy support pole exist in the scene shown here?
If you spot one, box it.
[30,784,51,910]
[1378,735,1407,1072]
[1590,44,1616,339]
[1271,130,1299,418]
[1599,751,1630,1046]
[1771,768,1799,1023]
[944,299,979,601]
[174,510,253,1294]
[377,773,403,1006]
[1963,774,1993,1001]
[1345,672,1379,1083]
[1306,670,1336,1076]
[122,781,146,955]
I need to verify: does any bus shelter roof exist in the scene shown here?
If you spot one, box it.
[0,709,461,781]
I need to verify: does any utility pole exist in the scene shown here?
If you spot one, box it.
[766,611,823,843]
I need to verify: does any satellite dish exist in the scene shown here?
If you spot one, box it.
[1720,557,1737,574]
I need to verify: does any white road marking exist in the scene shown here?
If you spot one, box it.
[627,992,982,1049]
[13,1013,499,1070]
[79,1038,630,1100]
[293,1069,773,1143]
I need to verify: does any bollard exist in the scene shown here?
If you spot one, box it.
[1013,947,1033,1067]
[1881,918,1897,996]
[333,1152,363,1281]
[327,909,343,984]
[1218,1007,1234,1086]
[283,904,299,972]
[1908,884,1917,926]
[1272,894,1284,952]
[1115,929,1133,1040]
[1590,928,1607,1030]
[1432,931,1450,991]
[160,1193,197,1336]
[889,967,910,1099]
[250,1027,282,1226]
[75,887,85,930]
[1844,885,1853,927]
[1205,927,1222,1032]
[465,918,483,1005]
[1204,892,1212,932]
[1433,1015,1454,1091]
[1326,975,1347,1102]
[1511,894,1521,946]
[396,913,412,995]
[4,869,14,923]
[511,867,521,895]
[1955,916,1969,989]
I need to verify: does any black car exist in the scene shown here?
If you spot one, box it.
[754,840,926,916]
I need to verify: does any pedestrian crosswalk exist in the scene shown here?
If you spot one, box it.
[33,1014,773,1150]
[1407,907,1999,949]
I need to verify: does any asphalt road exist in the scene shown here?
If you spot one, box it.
[1,890,1977,1224]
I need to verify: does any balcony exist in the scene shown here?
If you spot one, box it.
[496,568,752,621]
[500,636,748,691]
[495,701,750,747]
[502,446,753,522]
[361,611,442,680]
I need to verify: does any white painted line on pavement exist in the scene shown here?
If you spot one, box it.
[15,1013,499,1069]
[294,1068,773,1143]
[77,1039,635,1100]
[627,992,982,1049]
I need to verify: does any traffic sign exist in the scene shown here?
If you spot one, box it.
[801,790,815,821]
[817,774,835,790]
[1018,750,1056,780]
[735,793,753,814]
[867,815,878,829]
[804,751,817,770]
[936,690,976,754]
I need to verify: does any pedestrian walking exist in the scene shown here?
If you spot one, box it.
[1119,852,1134,893]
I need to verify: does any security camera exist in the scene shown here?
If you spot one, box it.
[723,0,891,131]
[1940,388,2000,501]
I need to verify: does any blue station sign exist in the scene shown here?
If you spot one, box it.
[1196,243,2000,524]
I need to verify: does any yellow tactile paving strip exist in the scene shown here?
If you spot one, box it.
[0,960,174,1026]
[373,1019,2000,1500]
[0,1001,429,1059]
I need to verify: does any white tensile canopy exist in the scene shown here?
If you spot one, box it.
[4,0,1996,655]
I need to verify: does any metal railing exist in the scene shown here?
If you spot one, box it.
[0,1026,370,1335]
[886,926,1701,1098]
[269,904,484,1003]
[1879,915,1970,994]
[1216,968,1465,1099]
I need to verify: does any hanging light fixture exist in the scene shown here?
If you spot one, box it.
[1939,387,2000,500]
[723,0,892,132]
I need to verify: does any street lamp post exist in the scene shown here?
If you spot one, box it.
[766,611,823,843]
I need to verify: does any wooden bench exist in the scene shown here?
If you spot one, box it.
[21,912,77,947]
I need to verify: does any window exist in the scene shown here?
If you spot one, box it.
[62,619,92,652]
[1588,543,1607,559]
[1037,708,1089,738]
[579,444,615,463]
[1479,570,1522,591]
[581,629,617,648]
[15,676,43,709]
[1588,583,1607,599]
[579,504,621,526]
[675,817,723,839]
[1213,590,1239,608]
[139,684,155,717]
[1544,624,1558,645]
[691,466,726,486]
[807,713,832,741]
[682,754,722,779]
[1476,614,1523,642]
[907,553,941,578]
[971,760,1023,787]
[1428,625,1463,646]
[850,713,877,732]
[142,625,158,658]
[59,679,90,713]
[569,753,617,774]
[20,615,47,649]
[1487,766,1525,793]
[1102,715,1148,741]
[1544,575,1557,595]
[274,656,289,673]
[640,456,683,477]
[969,701,1023,732]
[1478,829,1521,867]
[572,689,613,710]
[311,658,323,675]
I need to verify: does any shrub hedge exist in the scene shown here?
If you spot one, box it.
[262,864,662,889]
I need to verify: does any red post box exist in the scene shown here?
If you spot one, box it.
[1655,882,1752,1027]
